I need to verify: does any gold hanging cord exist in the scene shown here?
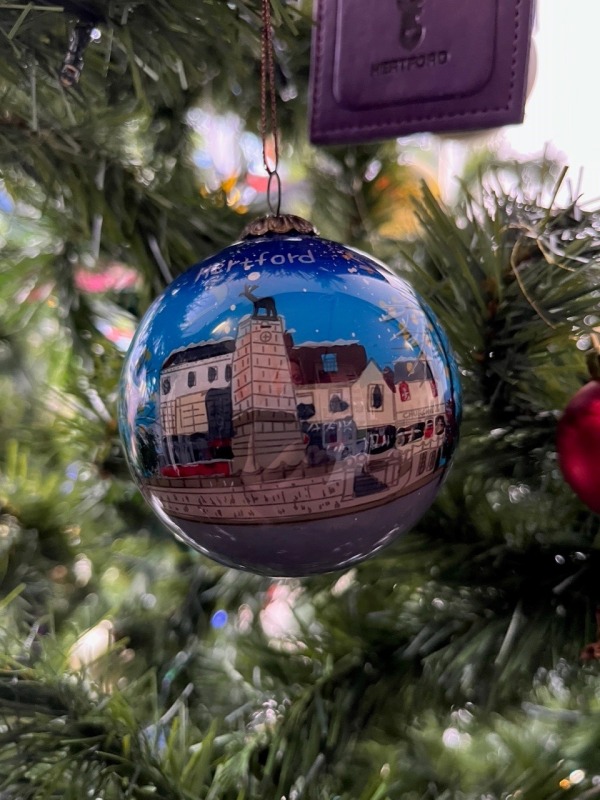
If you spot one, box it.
[260,0,282,217]
[241,1,316,238]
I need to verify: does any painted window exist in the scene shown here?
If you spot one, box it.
[187,371,196,388]
[329,393,349,413]
[225,364,232,382]
[321,353,338,373]
[397,427,411,446]
[162,377,171,395]
[369,384,383,410]
[418,452,427,474]
[324,423,338,443]
[341,423,355,442]
[208,366,218,383]
[412,422,425,441]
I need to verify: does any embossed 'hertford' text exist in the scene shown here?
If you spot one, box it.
[371,50,448,77]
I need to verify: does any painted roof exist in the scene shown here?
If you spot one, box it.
[287,342,368,385]
[162,339,236,369]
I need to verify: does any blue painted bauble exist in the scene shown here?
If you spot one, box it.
[119,225,460,576]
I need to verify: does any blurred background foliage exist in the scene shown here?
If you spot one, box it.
[0,1,599,798]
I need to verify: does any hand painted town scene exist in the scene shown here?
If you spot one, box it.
[120,235,460,535]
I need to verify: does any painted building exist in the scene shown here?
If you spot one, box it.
[230,314,307,474]
[159,339,235,469]
[156,308,446,479]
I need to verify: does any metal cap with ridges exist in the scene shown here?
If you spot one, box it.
[240,214,318,240]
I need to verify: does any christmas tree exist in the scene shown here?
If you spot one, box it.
[1,3,599,799]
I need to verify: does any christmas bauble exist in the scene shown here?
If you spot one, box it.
[118,218,460,575]
[557,380,600,514]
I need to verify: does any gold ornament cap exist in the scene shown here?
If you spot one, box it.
[240,214,318,240]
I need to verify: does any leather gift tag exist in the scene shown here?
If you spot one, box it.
[309,0,535,145]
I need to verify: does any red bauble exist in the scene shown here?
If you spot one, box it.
[557,380,600,514]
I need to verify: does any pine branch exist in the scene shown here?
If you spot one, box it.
[407,169,600,419]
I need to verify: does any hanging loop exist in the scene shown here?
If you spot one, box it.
[266,171,282,218]
[240,0,319,238]
[260,0,282,217]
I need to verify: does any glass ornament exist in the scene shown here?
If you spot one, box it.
[119,219,461,575]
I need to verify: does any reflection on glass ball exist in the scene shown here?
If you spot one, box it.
[119,233,461,576]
